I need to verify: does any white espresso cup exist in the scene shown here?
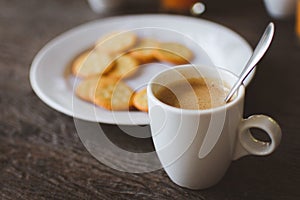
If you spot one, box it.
[147,65,282,189]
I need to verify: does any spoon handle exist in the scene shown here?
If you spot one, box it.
[224,22,275,102]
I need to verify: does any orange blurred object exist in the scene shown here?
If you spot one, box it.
[297,0,300,37]
[161,0,198,12]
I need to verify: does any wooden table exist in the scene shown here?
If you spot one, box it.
[1,0,299,199]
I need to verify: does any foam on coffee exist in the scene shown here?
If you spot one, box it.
[155,77,230,110]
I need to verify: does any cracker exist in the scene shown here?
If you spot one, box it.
[72,50,114,78]
[106,55,139,79]
[130,38,159,63]
[133,88,148,112]
[75,76,99,102]
[92,77,134,110]
[95,31,138,54]
[153,42,193,64]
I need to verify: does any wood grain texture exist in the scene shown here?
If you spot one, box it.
[1,0,300,199]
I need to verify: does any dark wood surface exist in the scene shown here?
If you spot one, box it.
[1,0,300,199]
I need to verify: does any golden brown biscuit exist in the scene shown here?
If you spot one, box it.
[153,42,193,64]
[106,55,139,79]
[72,50,114,78]
[133,88,148,112]
[130,38,159,63]
[92,77,134,110]
[75,76,100,102]
[95,31,138,54]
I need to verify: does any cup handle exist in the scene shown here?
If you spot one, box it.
[233,115,282,160]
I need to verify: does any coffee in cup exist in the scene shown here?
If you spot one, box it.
[155,77,230,110]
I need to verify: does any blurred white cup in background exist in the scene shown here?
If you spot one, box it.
[87,0,122,13]
[263,0,297,19]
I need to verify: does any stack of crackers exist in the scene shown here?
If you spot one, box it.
[72,31,194,112]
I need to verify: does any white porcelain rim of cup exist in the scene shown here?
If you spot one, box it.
[147,64,245,114]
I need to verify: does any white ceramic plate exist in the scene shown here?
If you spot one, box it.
[30,14,253,125]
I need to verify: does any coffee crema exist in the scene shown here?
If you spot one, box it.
[155,78,230,110]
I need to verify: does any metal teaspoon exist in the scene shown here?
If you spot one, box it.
[224,22,275,102]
